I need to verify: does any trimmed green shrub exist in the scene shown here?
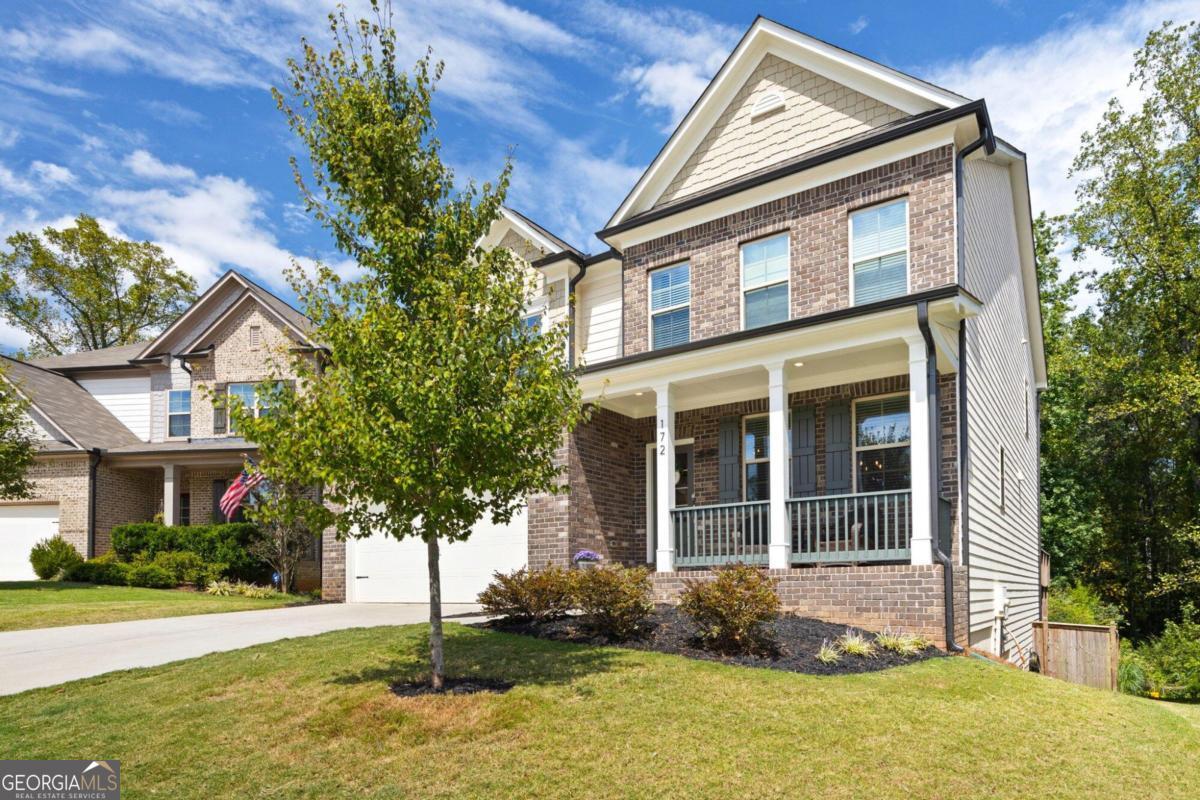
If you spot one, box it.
[572,564,654,640]
[1047,581,1122,627]
[679,564,780,654]
[63,552,130,586]
[29,536,83,580]
[477,565,575,622]
[149,551,225,586]
[126,563,176,589]
[110,522,269,583]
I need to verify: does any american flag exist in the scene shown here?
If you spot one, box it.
[220,468,264,520]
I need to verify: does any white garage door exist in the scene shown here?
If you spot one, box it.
[0,505,61,581]
[349,507,527,603]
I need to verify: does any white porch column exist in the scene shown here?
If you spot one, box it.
[907,336,933,565]
[654,383,675,573]
[163,464,180,526]
[767,363,790,569]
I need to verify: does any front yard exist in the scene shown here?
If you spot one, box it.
[0,624,1196,799]
[0,581,311,631]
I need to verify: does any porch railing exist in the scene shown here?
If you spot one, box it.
[673,500,769,567]
[787,489,911,564]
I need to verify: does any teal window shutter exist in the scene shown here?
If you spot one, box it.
[825,400,852,493]
[790,406,816,497]
[718,416,740,503]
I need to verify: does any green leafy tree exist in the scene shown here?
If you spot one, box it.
[0,365,36,499]
[0,214,197,357]
[1064,21,1200,636]
[239,4,583,690]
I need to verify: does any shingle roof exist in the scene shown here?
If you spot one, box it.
[0,356,142,451]
[28,342,148,372]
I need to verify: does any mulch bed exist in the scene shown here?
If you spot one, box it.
[485,605,943,676]
[391,677,515,697]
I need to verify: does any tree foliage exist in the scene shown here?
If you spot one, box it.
[0,214,197,357]
[0,365,36,500]
[241,3,583,689]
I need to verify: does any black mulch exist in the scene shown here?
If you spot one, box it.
[391,677,515,697]
[484,605,943,676]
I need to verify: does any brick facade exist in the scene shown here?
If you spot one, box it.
[622,146,956,357]
[17,456,91,555]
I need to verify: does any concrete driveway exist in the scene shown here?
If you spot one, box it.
[0,602,484,696]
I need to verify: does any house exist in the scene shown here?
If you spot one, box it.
[0,16,1043,662]
[0,270,324,589]
[337,16,1046,662]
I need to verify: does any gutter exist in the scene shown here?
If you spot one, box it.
[954,123,996,285]
[567,261,589,368]
[87,448,102,558]
[918,301,962,653]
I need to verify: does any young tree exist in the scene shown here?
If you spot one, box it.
[0,214,198,357]
[245,478,322,593]
[243,4,582,690]
[0,366,36,499]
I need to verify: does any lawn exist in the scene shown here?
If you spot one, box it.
[0,581,311,631]
[0,625,1196,799]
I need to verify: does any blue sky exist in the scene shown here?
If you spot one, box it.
[0,0,1196,350]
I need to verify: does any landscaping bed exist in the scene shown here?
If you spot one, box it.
[486,605,943,675]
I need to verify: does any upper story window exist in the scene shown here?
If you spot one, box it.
[854,395,911,492]
[168,390,191,438]
[227,382,278,432]
[743,414,771,501]
[649,262,690,350]
[742,234,789,329]
[522,313,543,335]
[850,199,908,305]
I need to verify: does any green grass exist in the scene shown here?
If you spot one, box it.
[0,625,1196,799]
[0,581,310,631]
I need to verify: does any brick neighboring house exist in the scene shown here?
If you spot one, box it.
[0,270,324,590]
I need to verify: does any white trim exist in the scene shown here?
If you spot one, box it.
[645,437,695,565]
[849,198,910,306]
[499,207,566,255]
[136,271,243,360]
[166,389,191,440]
[851,391,911,494]
[741,412,771,502]
[0,375,82,450]
[647,261,691,351]
[180,290,309,354]
[740,232,791,330]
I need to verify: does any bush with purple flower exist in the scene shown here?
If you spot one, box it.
[573,549,602,564]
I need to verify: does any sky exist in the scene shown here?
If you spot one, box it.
[0,0,1197,352]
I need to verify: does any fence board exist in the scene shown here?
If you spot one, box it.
[1031,621,1118,691]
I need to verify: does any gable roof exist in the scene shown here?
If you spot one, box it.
[29,342,148,373]
[500,207,580,257]
[607,16,970,227]
[0,356,141,451]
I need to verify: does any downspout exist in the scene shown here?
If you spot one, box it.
[87,448,102,558]
[567,260,589,368]
[918,301,962,653]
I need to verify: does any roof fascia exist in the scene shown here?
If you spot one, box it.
[0,371,83,450]
[135,270,246,359]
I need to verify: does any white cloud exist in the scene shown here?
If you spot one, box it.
[124,149,197,182]
[0,124,18,149]
[141,99,205,126]
[30,161,74,187]
[849,16,870,35]
[0,164,35,197]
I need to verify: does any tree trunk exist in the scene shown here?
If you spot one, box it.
[427,535,444,691]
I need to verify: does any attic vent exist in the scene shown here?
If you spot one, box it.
[249,325,262,349]
[750,92,785,121]
[547,279,567,310]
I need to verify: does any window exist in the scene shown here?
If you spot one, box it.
[850,199,908,305]
[168,390,191,437]
[522,313,543,335]
[227,382,277,432]
[649,263,690,349]
[179,493,191,526]
[854,395,911,492]
[742,234,789,329]
[675,444,693,507]
[743,414,771,501]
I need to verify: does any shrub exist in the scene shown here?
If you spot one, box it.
[126,563,176,589]
[149,551,225,586]
[1136,604,1200,700]
[63,552,130,586]
[1047,581,1121,627]
[110,522,270,583]
[204,579,279,598]
[572,565,654,640]
[477,565,575,622]
[817,639,840,665]
[1118,644,1148,696]
[836,630,875,658]
[29,536,84,580]
[678,564,780,654]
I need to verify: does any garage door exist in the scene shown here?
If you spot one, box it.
[0,505,61,581]
[348,507,527,603]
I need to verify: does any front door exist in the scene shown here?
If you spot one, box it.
[645,442,694,563]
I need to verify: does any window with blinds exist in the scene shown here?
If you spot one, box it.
[742,234,789,329]
[743,414,770,501]
[650,262,690,350]
[850,199,908,305]
[854,395,911,492]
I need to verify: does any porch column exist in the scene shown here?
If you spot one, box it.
[654,382,675,573]
[163,464,180,526]
[767,363,790,569]
[907,336,933,565]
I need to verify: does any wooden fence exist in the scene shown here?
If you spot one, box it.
[1032,621,1119,691]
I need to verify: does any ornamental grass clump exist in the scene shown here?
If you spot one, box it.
[836,629,875,658]
[817,639,841,665]
[678,564,781,655]
[477,565,575,622]
[875,628,927,657]
[572,564,654,640]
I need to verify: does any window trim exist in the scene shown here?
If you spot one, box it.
[647,261,691,351]
[851,391,912,493]
[167,389,191,439]
[848,197,910,306]
[740,232,790,330]
[742,413,771,502]
[226,382,275,433]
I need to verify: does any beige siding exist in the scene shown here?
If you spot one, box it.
[576,263,622,365]
[77,374,151,441]
[658,54,906,206]
[962,157,1040,663]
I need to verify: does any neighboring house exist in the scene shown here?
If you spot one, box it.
[0,270,323,588]
[335,16,1046,662]
[0,17,1044,662]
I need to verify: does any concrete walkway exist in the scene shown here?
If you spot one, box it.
[0,602,484,696]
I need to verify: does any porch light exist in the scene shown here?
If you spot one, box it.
[634,391,644,396]
[793,361,804,367]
